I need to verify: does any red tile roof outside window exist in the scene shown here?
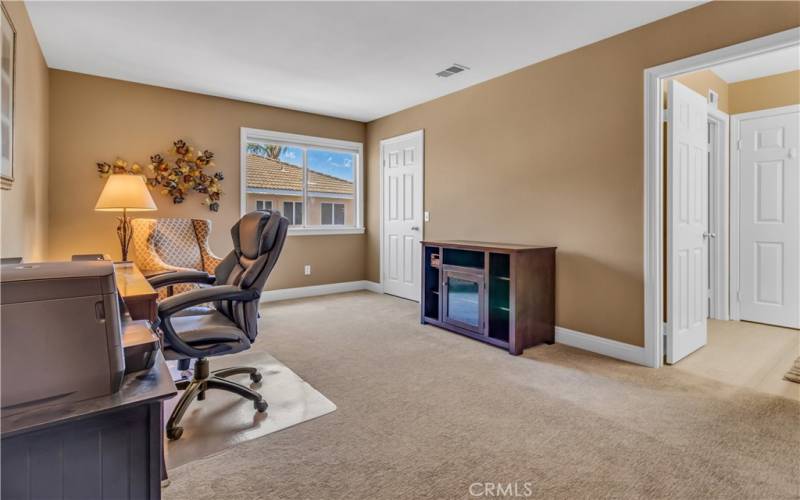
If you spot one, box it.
[246,155,353,195]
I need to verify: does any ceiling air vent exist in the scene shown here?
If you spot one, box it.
[436,64,470,78]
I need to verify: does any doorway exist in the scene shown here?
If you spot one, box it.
[644,27,800,368]
[380,130,424,301]
[707,108,729,321]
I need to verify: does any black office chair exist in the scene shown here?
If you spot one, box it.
[149,210,288,440]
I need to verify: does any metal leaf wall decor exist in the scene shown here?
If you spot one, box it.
[96,139,224,211]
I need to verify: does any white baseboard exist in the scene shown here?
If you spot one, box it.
[260,287,647,366]
[363,281,384,293]
[261,280,382,303]
[555,326,648,366]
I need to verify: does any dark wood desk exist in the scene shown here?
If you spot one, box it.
[1,352,177,499]
[116,262,159,323]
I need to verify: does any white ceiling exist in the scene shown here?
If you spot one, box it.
[710,45,800,83]
[28,1,701,122]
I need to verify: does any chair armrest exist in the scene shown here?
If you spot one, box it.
[148,270,215,289]
[157,285,261,358]
[158,285,259,318]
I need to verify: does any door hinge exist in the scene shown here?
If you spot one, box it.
[737,139,742,151]
[736,290,741,303]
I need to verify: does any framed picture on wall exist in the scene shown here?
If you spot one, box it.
[0,4,15,190]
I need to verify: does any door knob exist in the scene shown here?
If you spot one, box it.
[411,226,420,231]
[703,232,716,238]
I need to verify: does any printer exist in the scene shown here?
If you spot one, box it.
[1,261,125,414]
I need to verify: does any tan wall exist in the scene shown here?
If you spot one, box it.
[667,69,800,116]
[673,69,730,113]
[730,70,800,114]
[246,193,354,225]
[365,1,799,347]
[48,70,366,289]
[0,1,48,261]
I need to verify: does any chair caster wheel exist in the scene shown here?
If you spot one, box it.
[250,372,263,383]
[255,399,268,412]
[166,426,183,441]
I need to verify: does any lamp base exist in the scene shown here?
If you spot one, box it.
[116,209,133,262]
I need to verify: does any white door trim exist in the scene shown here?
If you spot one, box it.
[643,27,800,368]
[707,107,730,320]
[730,104,800,321]
[379,129,425,295]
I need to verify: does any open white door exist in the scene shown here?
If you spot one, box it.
[736,108,800,329]
[667,80,708,364]
[381,130,423,301]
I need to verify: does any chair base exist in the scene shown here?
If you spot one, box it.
[166,358,267,441]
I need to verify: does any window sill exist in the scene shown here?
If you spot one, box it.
[287,227,365,237]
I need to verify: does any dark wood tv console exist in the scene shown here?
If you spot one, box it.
[420,240,556,355]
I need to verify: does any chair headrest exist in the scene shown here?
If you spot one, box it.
[231,211,282,259]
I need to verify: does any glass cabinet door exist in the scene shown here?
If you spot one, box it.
[444,270,484,332]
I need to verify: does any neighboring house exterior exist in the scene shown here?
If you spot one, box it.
[245,155,354,226]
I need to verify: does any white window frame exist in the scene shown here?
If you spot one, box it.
[255,200,272,211]
[240,127,365,236]
[283,200,304,225]
[320,202,346,226]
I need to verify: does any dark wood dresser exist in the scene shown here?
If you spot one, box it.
[420,240,556,355]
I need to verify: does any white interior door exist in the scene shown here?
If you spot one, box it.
[737,108,800,329]
[667,80,709,364]
[382,130,423,301]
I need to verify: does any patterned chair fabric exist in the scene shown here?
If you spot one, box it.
[131,218,224,298]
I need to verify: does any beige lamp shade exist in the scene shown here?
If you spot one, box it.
[95,174,157,212]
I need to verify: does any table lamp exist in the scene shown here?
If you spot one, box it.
[94,174,157,261]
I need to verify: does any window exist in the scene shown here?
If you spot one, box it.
[242,128,363,235]
[255,200,272,211]
[321,202,345,225]
[283,201,303,225]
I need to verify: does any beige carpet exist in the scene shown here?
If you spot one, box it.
[165,292,800,500]
[785,358,800,384]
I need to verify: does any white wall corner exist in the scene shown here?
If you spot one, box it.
[260,280,383,303]
[555,326,648,366]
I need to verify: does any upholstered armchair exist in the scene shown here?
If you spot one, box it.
[131,218,223,298]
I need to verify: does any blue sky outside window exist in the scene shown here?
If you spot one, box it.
[248,143,354,182]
